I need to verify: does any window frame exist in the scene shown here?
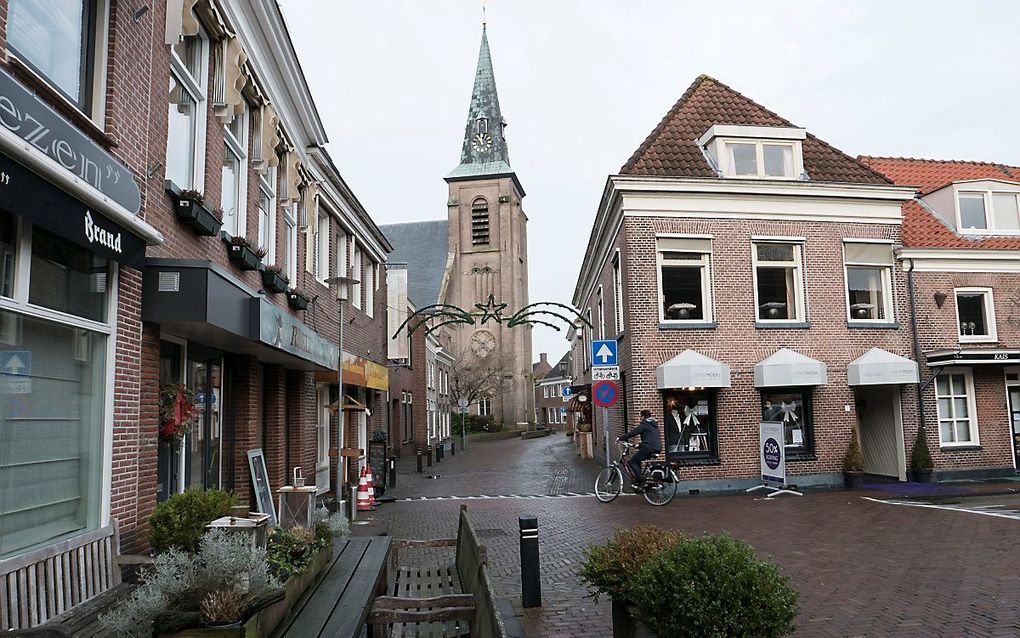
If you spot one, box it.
[283,202,298,283]
[843,241,895,325]
[365,260,376,318]
[166,24,209,192]
[752,240,805,324]
[663,389,720,463]
[351,244,363,310]
[934,367,979,447]
[596,285,606,339]
[314,208,329,283]
[956,190,1020,234]
[723,140,798,179]
[760,387,815,458]
[611,249,624,335]
[954,287,997,343]
[221,104,249,238]
[656,242,713,325]
[257,163,277,262]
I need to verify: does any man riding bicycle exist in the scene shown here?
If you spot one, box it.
[618,409,661,490]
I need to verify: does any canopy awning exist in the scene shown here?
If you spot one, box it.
[926,349,1020,366]
[753,348,827,387]
[656,350,731,389]
[848,348,919,386]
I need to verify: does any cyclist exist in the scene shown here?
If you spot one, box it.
[618,409,661,490]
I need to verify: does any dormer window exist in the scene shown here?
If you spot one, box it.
[958,191,1020,233]
[726,142,795,178]
[476,117,489,134]
[698,125,805,180]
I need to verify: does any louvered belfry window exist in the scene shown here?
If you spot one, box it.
[471,198,490,245]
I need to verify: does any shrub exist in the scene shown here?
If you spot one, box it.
[843,429,864,472]
[578,525,684,604]
[149,488,237,553]
[266,527,325,581]
[911,427,934,469]
[314,508,351,538]
[200,588,250,625]
[628,534,798,638]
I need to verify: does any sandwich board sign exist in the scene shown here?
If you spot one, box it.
[746,421,802,498]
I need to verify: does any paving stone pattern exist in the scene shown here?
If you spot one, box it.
[361,435,1020,638]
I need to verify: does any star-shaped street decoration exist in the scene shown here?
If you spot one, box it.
[474,294,508,325]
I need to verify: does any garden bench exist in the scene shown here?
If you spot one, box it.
[0,523,127,635]
[368,505,507,638]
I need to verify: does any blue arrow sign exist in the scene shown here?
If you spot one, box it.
[561,386,572,398]
[591,340,618,367]
[0,351,30,376]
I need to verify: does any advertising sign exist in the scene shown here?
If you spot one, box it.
[759,421,785,487]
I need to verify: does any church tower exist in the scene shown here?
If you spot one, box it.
[444,25,533,427]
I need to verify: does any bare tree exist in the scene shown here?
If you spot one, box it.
[448,351,516,409]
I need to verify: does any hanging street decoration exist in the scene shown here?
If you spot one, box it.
[393,294,592,339]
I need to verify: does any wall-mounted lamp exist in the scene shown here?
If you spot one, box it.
[934,291,947,308]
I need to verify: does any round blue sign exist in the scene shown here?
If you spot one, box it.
[763,437,781,470]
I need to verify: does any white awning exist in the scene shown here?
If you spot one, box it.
[656,350,731,389]
[753,348,827,387]
[847,348,919,386]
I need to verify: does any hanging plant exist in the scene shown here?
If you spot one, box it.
[159,383,198,444]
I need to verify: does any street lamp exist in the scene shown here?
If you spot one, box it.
[326,274,359,509]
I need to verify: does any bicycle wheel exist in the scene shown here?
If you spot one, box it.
[595,466,623,503]
[643,470,679,506]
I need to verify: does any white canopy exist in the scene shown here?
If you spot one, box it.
[656,350,731,389]
[847,348,918,386]
[753,348,827,387]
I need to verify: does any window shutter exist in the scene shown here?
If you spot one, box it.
[656,237,712,253]
[844,242,893,265]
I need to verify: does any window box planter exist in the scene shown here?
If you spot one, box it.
[260,269,289,294]
[228,243,262,271]
[287,290,311,310]
[167,182,222,237]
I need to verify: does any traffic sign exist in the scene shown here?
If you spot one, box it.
[591,366,620,381]
[561,386,572,398]
[591,340,618,367]
[0,351,30,376]
[457,398,469,408]
[592,380,619,408]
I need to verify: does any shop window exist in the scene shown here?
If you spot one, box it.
[8,0,101,112]
[753,242,804,322]
[935,370,978,446]
[761,388,814,456]
[663,390,718,461]
[0,309,107,558]
[844,242,894,323]
[29,226,109,322]
[657,237,712,323]
[955,288,996,342]
[221,106,248,237]
[257,164,277,262]
[0,211,15,298]
[166,27,208,191]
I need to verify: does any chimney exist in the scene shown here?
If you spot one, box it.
[540,353,548,365]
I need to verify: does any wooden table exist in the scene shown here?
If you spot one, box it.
[275,536,391,638]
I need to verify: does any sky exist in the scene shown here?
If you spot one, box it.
[283,0,1020,365]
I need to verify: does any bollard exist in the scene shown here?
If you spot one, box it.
[437,443,444,462]
[427,446,433,467]
[349,485,358,521]
[416,449,423,474]
[450,441,455,456]
[389,458,397,487]
[519,514,542,608]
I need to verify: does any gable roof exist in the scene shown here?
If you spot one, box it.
[859,156,1020,250]
[621,75,891,185]
[380,220,450,309]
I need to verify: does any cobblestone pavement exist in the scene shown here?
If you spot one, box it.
[358,434,1020,638]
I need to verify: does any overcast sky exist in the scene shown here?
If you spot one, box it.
[283,0,1020,364]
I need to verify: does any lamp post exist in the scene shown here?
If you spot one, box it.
[326,274,359,508]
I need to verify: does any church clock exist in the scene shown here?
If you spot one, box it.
[471,132,493,152]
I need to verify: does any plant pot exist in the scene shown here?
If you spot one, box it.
[228,244,261,271]
[611,600,657,638]
[287,291,310,310]
[260,270,289,294]
[913,468,934,483]
[576,422,593,433]
[173,197,222,236]
[843,471,865,489]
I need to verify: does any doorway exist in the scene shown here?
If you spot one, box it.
[315,384,330,494]
[185,346,224,490]
[1007,368,1019,470]
[855,385,906,481]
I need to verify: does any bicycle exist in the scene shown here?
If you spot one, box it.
[595,441,679,506]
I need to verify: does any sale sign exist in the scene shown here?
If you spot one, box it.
[759,421,786,487]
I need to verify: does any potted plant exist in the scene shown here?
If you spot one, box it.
[226,236,263,271]
[911,427,935,483]
[843,429,865,488]
[260,265,289,294]
[287,288,311,310]
[168,185,222,236]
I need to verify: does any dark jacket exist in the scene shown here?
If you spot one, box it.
[620,417,661,451]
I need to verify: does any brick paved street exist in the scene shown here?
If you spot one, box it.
[359,434,1020,637]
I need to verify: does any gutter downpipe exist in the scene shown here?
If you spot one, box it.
[905,257,927,432]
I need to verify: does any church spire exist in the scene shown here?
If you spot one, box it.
[448,25,513,179]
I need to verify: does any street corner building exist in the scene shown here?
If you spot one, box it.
[0,0,395,628]
[571,74,1019,491]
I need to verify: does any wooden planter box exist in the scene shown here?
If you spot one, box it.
[228,244,261,271]
[174,197,222,236]
[158,545,333,638]
[287,291,310,310]
[260,270,289,294]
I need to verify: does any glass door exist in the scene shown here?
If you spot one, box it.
[185,349,223,489]
[315,384,330,493]
[1009,386,1020,471]
[157,341,184,502]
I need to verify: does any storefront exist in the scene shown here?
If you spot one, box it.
[324,353,388,483]
[847,348,918,480]
[656,350,730,463]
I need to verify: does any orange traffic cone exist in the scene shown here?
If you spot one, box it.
[356,468,374,511]
[364,465,378,506]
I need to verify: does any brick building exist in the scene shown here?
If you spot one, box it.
[572,76,921,490]
[534,352,573,429]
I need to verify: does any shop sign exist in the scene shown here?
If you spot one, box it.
[0,67,140,213]
[342,352,389,391]
[256,299,339,370]
[927,350,1020,366]
[759,421,786,487]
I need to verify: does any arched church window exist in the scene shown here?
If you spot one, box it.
[471,198,490,245]
[476,117,488,134]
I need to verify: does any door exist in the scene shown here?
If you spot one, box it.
[856,385,906,480]
[356,410,368,476]
[184,349,223,490]
[1008,384,1020,470]
[315,385,330,494]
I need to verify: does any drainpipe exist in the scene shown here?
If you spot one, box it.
[904,257,927,432]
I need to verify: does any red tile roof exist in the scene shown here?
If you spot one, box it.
[620,75,891,185]
[860,156,1020,250]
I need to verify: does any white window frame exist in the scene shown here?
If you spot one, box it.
[752,240,805,323]
[596,285,606,339]
[365,261,376,318]
[315,211,329,283]
[221,104,248,237]
[657,244,713,324]
[315,384,330,494]
[351,245,363,310]
[955,287,997,343]
[612,249,624,335]
[723,140,799,179]
[335,230,348,279]
[284,202,298,283]
[842,241,895,325]
[478,397,492,417]
[934,367,979,447]
[583,308,592,371]
[167,25,209,191]
[956,190,1020,235]
[257,164,277,262]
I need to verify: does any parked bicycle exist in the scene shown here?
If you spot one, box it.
[595,441,679,506]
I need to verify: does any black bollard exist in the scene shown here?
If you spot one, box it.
[389,458,397,487]
[416,449,423,473]
[450,441,455,456]
[519,514,542,608]
[427,446,433,467]
[437,443,444,462]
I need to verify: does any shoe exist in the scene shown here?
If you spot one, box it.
[630,483,644,493]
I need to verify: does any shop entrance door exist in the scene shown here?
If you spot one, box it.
[856,385,906,480]
[1007,372,1020,470]
[185,347,223,490]
[315,385,330,494]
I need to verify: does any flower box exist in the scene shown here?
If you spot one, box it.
[174,198,222,236]
[287,290,310,310]
[228,244,262,271]
[260,270,289,294]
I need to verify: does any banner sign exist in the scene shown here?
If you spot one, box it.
[759,421,786,487]
[256,299,339,370]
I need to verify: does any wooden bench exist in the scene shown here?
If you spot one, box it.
[273,535,391,638]
[0,523,127,634]
[369,505,507,638]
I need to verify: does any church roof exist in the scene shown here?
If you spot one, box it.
[380,220,450,309]
[447,25,513,180]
